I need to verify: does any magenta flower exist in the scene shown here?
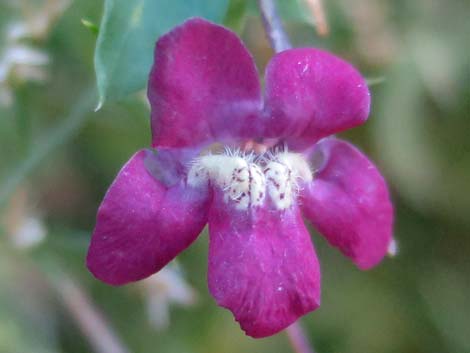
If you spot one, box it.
[87,18,393,338]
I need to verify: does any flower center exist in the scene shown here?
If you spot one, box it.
[187,150,312,210]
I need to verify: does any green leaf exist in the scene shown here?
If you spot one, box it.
[95,0,230,108]
[276,0,314,25]
[223,0,248,32]
[0,87,96,207]
[366,76,386,86]
[81,18,99,36]
[245,0,314,25]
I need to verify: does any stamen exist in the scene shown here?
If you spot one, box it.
[187,148,312,210]
[264,160,294,210]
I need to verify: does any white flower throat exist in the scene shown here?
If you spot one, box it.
[187,150,312,210]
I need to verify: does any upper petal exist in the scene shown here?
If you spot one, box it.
[264,48,370,150]
[87,150,209,285]
[301,138,393,270]
[148,18,263,148]
[208,193,320,338]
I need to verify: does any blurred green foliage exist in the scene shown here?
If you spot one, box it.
[0,0,469,352]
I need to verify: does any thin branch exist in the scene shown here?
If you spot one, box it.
[305,0,329,36]
[4,243,131,353]
[0,86,95,207]
[286,322,316,353]
[258,3,316,352]
[54,275,131,353]
[258,0,291,52]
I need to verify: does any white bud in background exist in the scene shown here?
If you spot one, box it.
[141,264,197,331]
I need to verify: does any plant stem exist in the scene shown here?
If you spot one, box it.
[54,275,131,353]
[0,86,96,207]
[0,242,131,353]
[258,0,291,52]
[286,322,316,353]
[258,2,317,352]
[304,0,329,36]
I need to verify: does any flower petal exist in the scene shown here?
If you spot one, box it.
[264,48,370,149]
[301,138,393,270]
[148,18,262,148]
[87,150,209,285]
[208,195,320,338]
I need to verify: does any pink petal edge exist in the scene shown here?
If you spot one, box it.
[87,150,209,285]
[264,48,370,150]
[301,138,393,270]
[208,191,321,338]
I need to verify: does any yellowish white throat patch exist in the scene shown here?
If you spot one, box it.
[188,150,312,210]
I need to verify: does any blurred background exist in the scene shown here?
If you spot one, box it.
[0,0,469,352]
